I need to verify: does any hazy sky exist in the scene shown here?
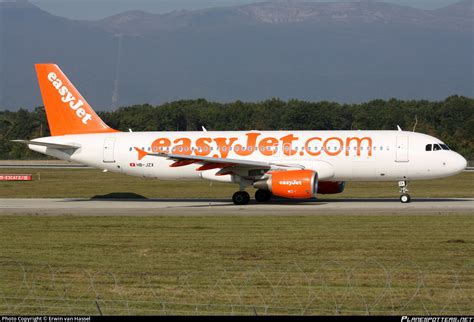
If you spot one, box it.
[28,0,464,20]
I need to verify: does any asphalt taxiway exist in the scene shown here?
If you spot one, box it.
[0,198,472,216]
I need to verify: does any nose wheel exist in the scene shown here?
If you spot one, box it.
[398,180,411,203]
[232,191,250,205]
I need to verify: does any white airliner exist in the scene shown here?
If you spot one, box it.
[14,64,467,204]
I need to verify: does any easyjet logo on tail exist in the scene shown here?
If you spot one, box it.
[47,72,92,125]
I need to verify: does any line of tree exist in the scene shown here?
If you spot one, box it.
[0,95,473,160]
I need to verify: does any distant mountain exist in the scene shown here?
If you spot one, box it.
[95,1,472,34]
[433,0,473,19]
[0,0,472,110]
[0,1,117,110]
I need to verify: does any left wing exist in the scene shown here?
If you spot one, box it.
[134,147,303,173]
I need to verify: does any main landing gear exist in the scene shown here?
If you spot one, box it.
[255,189,272,203]
[232,189,272,205]
[232,191,250,205]
[398,180,411,203]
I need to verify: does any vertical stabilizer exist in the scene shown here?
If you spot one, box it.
[35,64,118,136]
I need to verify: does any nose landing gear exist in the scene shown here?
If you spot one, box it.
[398,180,411,203]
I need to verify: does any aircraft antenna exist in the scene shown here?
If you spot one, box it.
[412,115,418,132]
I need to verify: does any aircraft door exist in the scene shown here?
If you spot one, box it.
[395,136,409,162]
[103,137,116,163]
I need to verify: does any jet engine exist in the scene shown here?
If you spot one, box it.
[253,170,318,199]
[317,181,346,194]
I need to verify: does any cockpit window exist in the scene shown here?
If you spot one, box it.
[433,144,442,151]
[425,144,432,151]
[440,144,449,150]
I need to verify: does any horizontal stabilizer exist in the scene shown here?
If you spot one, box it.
[12,140,80,150]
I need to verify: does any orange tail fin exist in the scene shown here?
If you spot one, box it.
[35,64,118,136]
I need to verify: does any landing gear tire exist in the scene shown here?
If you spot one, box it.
[400,193,411,204]
[232,191,250,205]
[255,189,272,203]
[398,180,411,203]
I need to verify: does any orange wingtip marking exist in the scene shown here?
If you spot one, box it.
[134,147,148,160]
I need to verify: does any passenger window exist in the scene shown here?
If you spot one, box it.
[433,144,441,151]
[425,144,432,151]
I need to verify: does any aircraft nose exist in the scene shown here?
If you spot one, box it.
[451,152,467,174]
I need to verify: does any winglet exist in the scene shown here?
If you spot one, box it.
[134,147,148,160]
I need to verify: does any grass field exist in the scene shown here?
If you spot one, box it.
[0,168,472,315]
[0,168,472,199]
[0,214,473,315]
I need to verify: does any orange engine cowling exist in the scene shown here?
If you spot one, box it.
[253,170,318,199]
[317,181,346,194]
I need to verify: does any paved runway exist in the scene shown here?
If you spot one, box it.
[0,198,473,216]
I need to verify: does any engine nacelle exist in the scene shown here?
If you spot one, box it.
[317,181,345,194]
[253,170,318,199]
